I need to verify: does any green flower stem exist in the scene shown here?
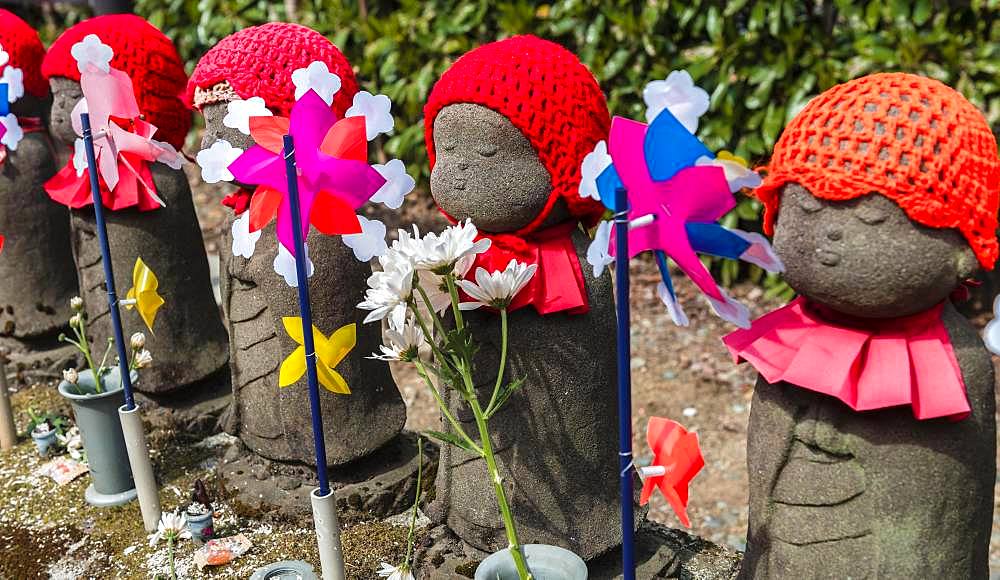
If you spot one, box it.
[444,274,465,331]
[405,437,424,569]
[485,308,509,415]
[167,536,176,580]
[415,283,449,340]
[464,391,531,580]
[414,360,481,455]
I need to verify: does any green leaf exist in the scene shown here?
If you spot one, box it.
[424,430,480,455]
[485,377,525,419]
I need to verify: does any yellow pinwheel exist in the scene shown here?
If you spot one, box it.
[125,257,165,333]
[278,318,356,395]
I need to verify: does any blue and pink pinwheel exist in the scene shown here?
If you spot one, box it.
[580,72,783,328]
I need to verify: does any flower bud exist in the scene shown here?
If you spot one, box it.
[130,332,146,350]
[62,368,79,384]
[134,349,153,369]
[69,314,81,328]
[70,296,84,312]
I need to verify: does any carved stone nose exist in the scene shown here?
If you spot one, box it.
[458,161,469,170]
[826,229,843,241]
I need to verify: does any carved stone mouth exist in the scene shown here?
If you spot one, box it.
[816,248,841,267]
[453,178,467,191]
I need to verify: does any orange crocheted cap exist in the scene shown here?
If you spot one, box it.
[757,72,1000,269]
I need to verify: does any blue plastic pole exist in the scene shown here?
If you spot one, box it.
[80,113,136,411]
[614,187,635,580]
[282,135,331,496]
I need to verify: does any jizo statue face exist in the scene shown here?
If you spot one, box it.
[200,101,255,152]
[430,103,555,233]
[773,184,977,318]
[48,77,82,147]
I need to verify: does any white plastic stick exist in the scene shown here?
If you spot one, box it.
[0,357,14,450]
[629,213,657,230]
[119,404,161,531]
[311,488,346,580]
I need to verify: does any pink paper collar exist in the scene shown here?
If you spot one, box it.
[723,297,969,420]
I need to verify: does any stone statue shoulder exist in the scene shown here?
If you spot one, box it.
[941,300,995,419]
[1,131,56,182]
[149,162,194,208]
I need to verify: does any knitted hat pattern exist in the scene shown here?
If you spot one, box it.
[757,72,1000,269]
[186,22,358,118]
[42,14,191,149]
[424,35,610,235]
[0,9,47,98]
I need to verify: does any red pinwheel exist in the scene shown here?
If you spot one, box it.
[638,417,704,528]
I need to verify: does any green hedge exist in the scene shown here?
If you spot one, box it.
[21,0,1000,289]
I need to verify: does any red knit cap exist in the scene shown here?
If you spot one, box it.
[42,14,190,149]
[424,35,610,235]
[0,9,47,98]
[185,23,358,118]
[758,72,1000,269]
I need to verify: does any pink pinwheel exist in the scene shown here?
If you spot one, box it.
[228,89,386,255]
[46,63,181,211]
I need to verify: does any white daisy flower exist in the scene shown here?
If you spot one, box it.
[70,34,114,74]
[346,91,394,140]
[358,260,414,324]
[291,61,342,105]
[273,243,314,287]
[371,159,415,209]
[456,260,537,310]
[370,312,423,362]
[342,216,388,262]
[231,211,261,259]
[196,139,242,184]
[377,562,414,580]
[643,70,710,133]
[223,96,272,135]
[579,140,612,200]
[147,511,191,546]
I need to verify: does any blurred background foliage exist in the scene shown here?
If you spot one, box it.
[10,0,1000,293]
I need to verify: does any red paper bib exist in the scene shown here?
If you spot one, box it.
[470,222,589,316]
[723,297,969,420]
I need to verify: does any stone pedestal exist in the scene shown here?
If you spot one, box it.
[220,212,406,467]
[70,164,228,395]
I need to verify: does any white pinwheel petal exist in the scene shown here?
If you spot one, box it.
[0,114,22,151]
[291,61,342,105]
[579,140,612,200]
[695,154,762,193]
[371,159,415,209]
[0,44,9,69]
[586,220,615,277]
[196,139,242,184]
[70,34,113,74]
[345,91,394,140]
[656,281,690,327]
[223,96,272,135]
[342,216,388,262]
[643,70,710,133]
[274,243,314,287]
[72,138,88,176]
[0,66,23,103]
[730,229,784,273]
[705,289,750,329]
[231,212,261,259]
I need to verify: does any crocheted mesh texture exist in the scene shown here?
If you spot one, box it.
[0,9,47,98]
[185,22,358,118]
[192,81,241,110]
[42,14,191,150]
[757,72,1000,269]
[424,35,610,235]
